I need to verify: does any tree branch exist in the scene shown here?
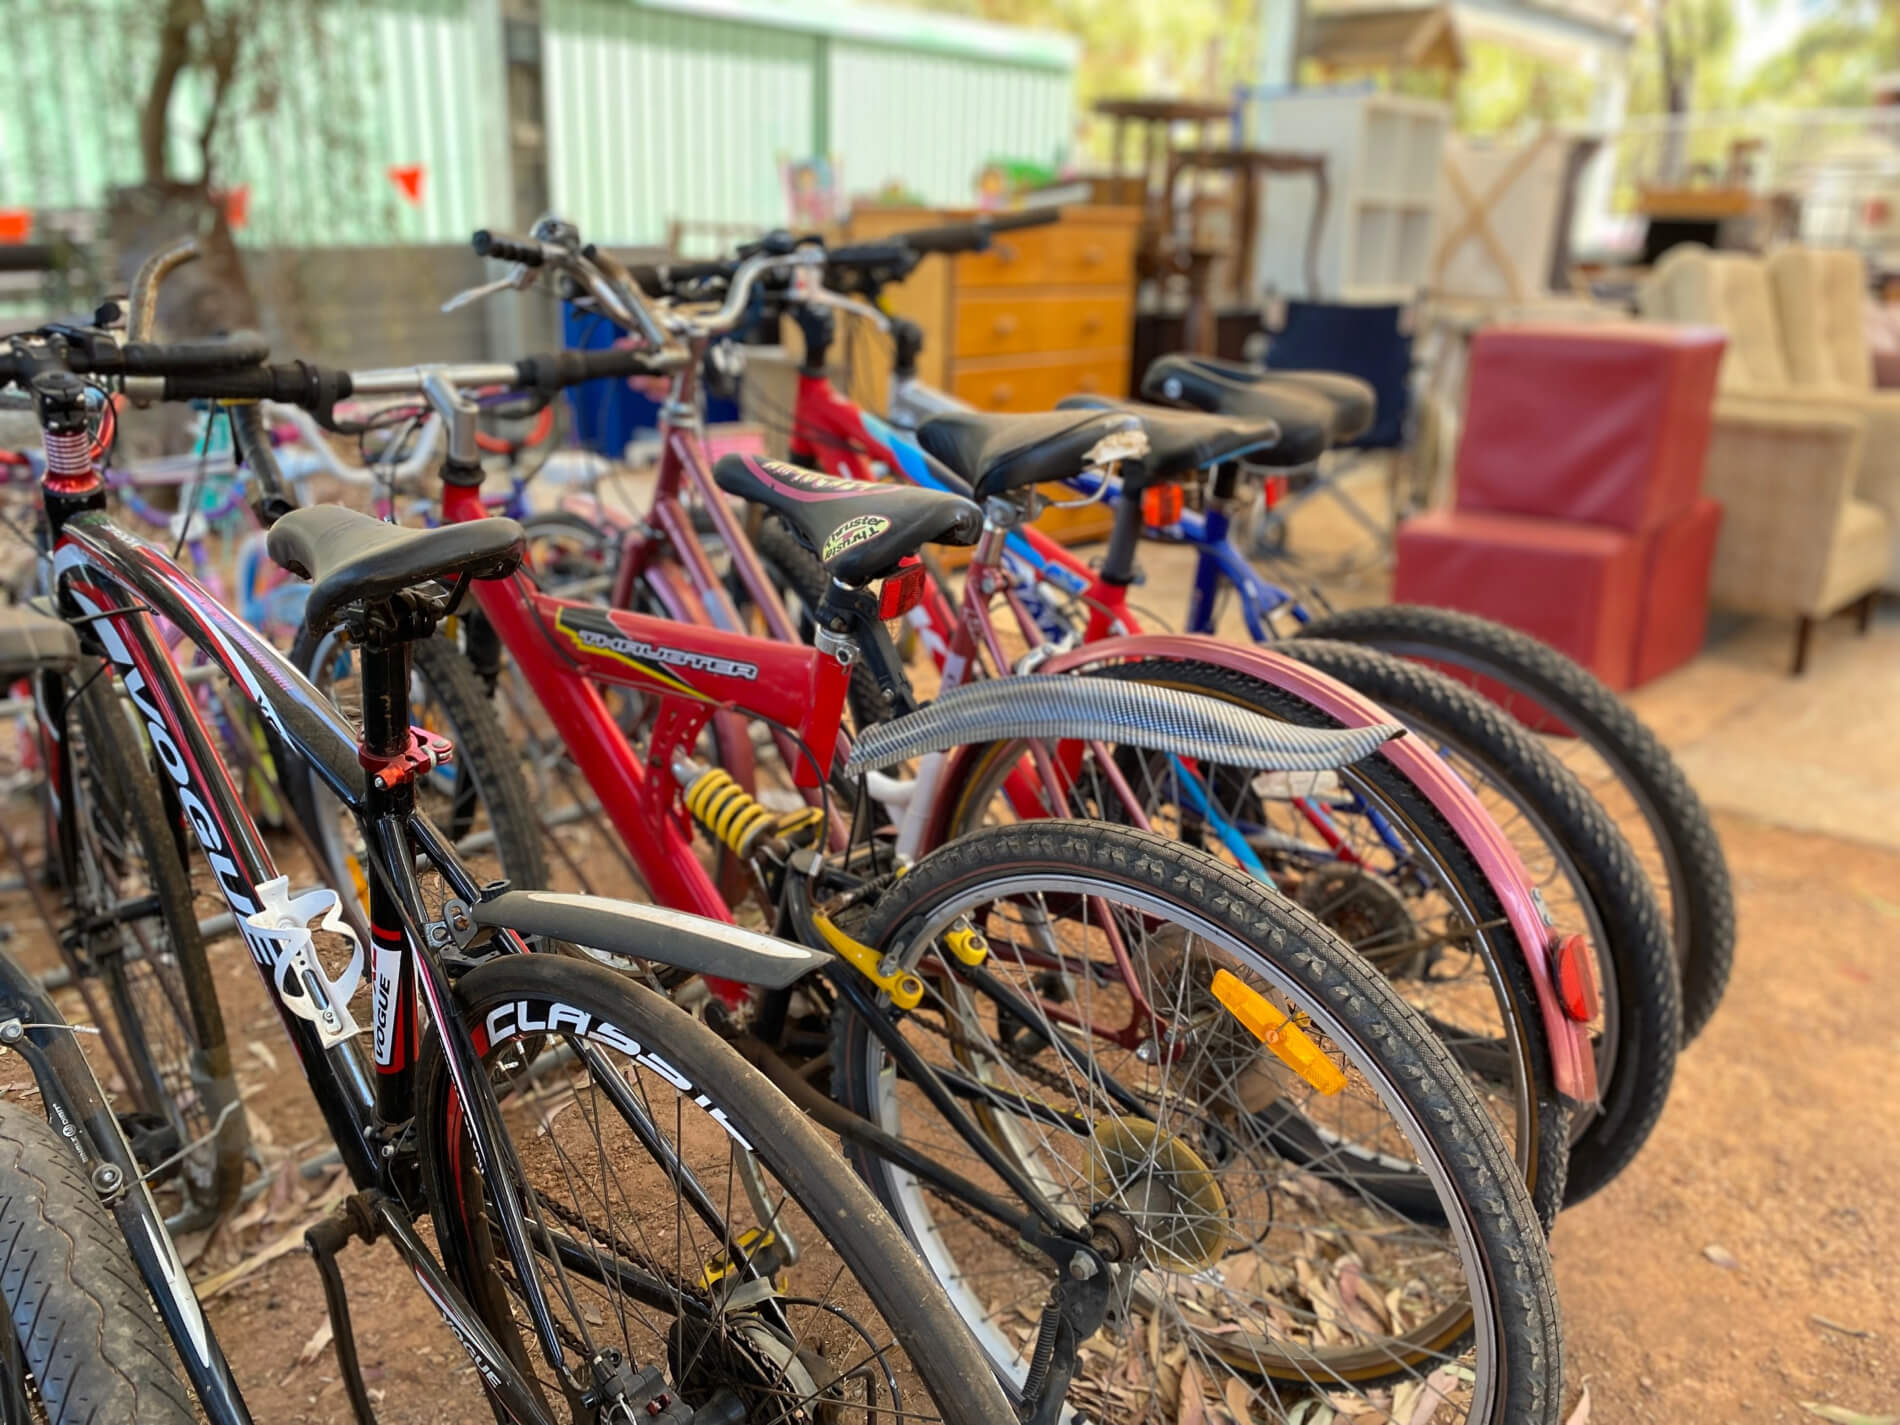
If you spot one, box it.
[140,0,203,186]
[196,11,245,186]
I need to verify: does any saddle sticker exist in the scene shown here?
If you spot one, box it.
[822,514,891,562]
[758,459,861,496]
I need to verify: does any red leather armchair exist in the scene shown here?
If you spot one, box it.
[1393,322,1727,690]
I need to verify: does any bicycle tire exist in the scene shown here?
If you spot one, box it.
[518,509,621,597]
[1295,604,1734,1041]
[0,1098,195,1425]
[72,679,244,1229]
[1278,640,1681,1204]
[413,953,1013,1425]
[284,625,549,905]
[831,821,1564,1424]
[939,655,1569,1228]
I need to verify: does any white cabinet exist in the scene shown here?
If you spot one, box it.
[1250,90,1451,302]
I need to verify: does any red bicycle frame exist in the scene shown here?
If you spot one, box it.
[440,476,849,942]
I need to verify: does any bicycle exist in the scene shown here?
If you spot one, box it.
[669,225,1670,1204]
[4,321,1021,1425]
[318,221,1606,1225]
[229,228,1583,1420]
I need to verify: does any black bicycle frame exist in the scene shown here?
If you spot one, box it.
[42,503,572,1425]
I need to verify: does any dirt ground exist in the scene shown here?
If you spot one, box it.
[2,732,1894,1424]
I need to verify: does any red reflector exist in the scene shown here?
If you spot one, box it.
[1141,483,1184,527]
[1552,933,1600,1023]
[878,557,927,620]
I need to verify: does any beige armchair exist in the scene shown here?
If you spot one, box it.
[1640,245,1889,672]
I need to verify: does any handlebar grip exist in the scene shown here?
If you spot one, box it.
[0,245,59,274]
[472,230,546,267]
[513,347,664,393]
[117,332,271,374]
[824,242,915,269]
[161,361,354,410]
[888,222,993,256]
[985,207,1062,233]
[624,258,735,297]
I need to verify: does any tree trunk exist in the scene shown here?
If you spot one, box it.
[105,185,258,339]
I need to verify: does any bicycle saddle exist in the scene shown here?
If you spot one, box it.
[1054,395,1280,486]
[267,505,526,631]
[712,454,982,587]
[1141,355,1375,464]
[916,409,1143,499]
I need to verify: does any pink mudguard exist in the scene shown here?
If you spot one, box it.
[1030,635,1599,1106]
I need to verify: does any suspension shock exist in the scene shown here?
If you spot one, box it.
[672,760,823,861]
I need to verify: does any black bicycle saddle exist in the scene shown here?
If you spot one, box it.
[916,408,1141,499]
[1141,354,1375,463]
[267,505,526,631]
[712,454,981,587]
[1054,395,1280,486]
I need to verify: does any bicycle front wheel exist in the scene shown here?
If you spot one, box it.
[71,678,244,1230]
[832,822,1564,1424]
[415,953,1013,1425]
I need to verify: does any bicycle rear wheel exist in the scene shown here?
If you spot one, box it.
[1296,603,1733,1040]
[414,953,1013,1425]
[1275,640,1680,1205]
[831,822,1564,1424]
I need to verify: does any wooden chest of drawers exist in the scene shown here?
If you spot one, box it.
[842,205,1141,549]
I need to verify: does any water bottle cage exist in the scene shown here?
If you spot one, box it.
[243,876,366,1049]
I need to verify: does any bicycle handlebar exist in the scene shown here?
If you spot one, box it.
[889,207,1060,256]
[0,245,60,275]
[471,229,550,268]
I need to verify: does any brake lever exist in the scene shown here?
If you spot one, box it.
[441,269,532,315]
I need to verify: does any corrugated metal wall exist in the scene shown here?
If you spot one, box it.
[0,0,1074,257]
[0,0,503,249]
[542,1,1074,247]
[542,0,821,247]
[827,44,1072,207]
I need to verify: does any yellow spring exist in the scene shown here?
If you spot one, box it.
[682,767,773,857]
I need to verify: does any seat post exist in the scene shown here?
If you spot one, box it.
[357,638,413,764]
[1098,461,1149,588]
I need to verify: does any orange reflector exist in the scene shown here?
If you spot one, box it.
[1141,483,1184,527]
[1209,969,1346,1096]
[878,557,927,620]
[1553,933,1600,1022]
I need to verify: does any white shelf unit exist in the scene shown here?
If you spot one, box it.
[1249,90,1451,303]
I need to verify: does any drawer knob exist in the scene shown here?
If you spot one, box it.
[1080,314,1101,335]
[992,315,1018,337]
[1077,374,1100,392]
[1082,244,1104,265]
[994,242,1018,264]
[989,384,1014,407]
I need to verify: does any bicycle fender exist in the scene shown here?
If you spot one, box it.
[471,891,826,990]
[845,674,1402,775]
[958,634,1599,1107]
